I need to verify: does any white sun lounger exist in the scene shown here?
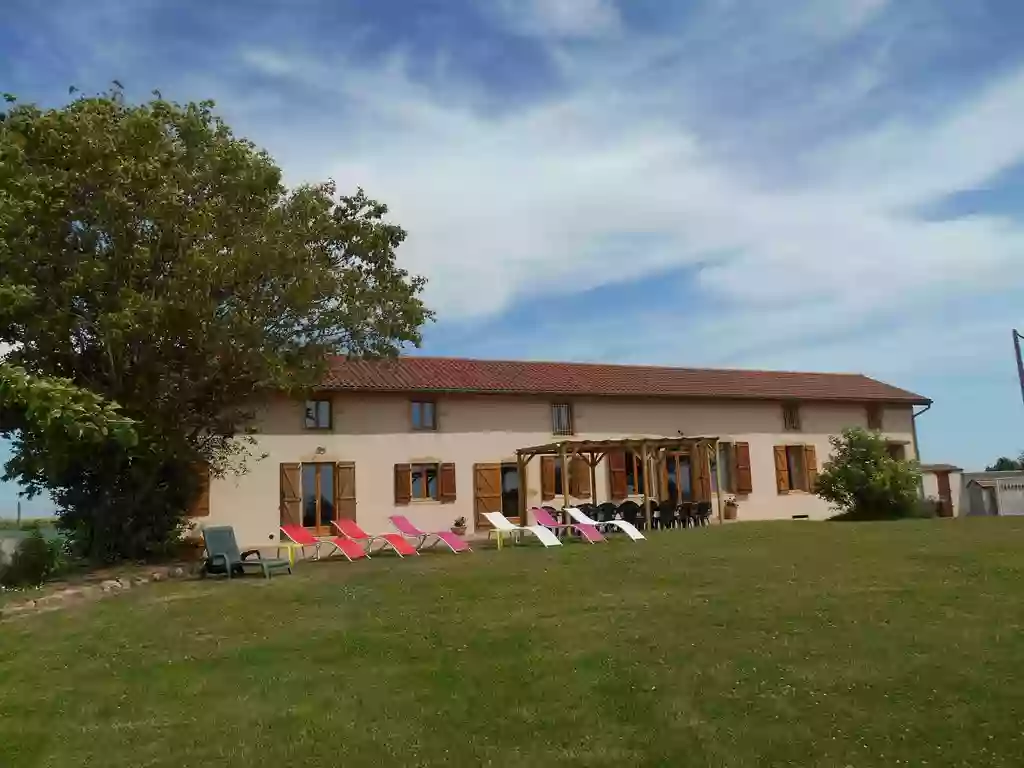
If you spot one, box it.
[482,512,562,548]
[566,507,645,541]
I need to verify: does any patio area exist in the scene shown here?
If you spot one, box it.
[514,436,722,529]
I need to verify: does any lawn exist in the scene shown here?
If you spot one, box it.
[3,520,1024,767]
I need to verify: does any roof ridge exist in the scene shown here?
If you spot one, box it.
[347,354,872,380]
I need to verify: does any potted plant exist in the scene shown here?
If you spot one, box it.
[451,516,467,536]
[723,496,739,521]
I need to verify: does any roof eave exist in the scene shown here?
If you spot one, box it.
[321,384,930,405]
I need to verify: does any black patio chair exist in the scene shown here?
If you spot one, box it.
[678,501,695,528]
[596,502,618,523]
[617,500,642,530]
[659,499,679,529]
[696,501,713,527]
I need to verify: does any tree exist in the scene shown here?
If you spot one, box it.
[0,89,429,560]
[816,427,923,520]
[1,363,136,446]
[985,456,1024,472]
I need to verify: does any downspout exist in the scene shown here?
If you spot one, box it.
[912,402,933,498]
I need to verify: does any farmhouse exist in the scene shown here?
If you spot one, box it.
[193,357,931,544]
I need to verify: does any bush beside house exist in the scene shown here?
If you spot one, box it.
[816,427,923,521]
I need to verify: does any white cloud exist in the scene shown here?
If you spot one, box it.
[491,0,622,39]
[8,0,1024,384]
[281,51,1024,325]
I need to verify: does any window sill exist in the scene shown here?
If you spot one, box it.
[410,498,442,505]
[303,427,333,432]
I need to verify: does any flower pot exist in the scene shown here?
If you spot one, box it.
[724,503,738,521]
[451,526,467,536]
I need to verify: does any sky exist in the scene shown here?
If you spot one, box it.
[2,0,1024,512]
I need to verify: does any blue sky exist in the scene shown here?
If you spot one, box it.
[3,0,1024,512]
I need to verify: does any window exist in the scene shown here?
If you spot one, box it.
[774,444,818,494]
[887,442,906,461]
[782,402,802,432]
[501,463,520,518]
[717,443,735,494]
[304,399,332,430]
[540,456,565,500]
[625,452,645,495]
[551,403,574,436]
[411,463,439,500]
[867,404,883,431]
[785,447,808,492]
[301,462,335,532]
[395,462,456,504]
[411,400,437,431]
[663,452,693,504]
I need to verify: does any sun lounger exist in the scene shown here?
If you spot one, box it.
[280,524,369,562]
[202,525,292,579]
[566,507,645,541]
[332,519,418,557]
[481,511,562,548]
[389,515,471,553]
[532,507,605,543]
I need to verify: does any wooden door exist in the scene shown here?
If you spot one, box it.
[335,462,357,522]
[936,471,953,518]
[474,463,502,528]
[280,463,302,526]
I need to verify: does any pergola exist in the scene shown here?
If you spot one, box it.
[514,436,721,529]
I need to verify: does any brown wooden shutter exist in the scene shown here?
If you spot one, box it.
[804,445,818,492]
[335,462,356,521]
[541,456,556,501]
[608,450,627,500]
[440,462,457,503]
[473,463,502,528]
[773,446,790,494]
[394,463,412,505]
[734,443,752,494]
[190,462,211,518]
[692,445,712,501]
[570,456,591,498]
[280,463,301,526]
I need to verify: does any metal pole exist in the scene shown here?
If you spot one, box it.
[1014,329,1024,407]
[16,500,21,526]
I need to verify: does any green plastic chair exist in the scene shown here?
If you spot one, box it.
[202,526,292,580]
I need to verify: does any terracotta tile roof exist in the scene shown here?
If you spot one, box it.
[322,356,931,405]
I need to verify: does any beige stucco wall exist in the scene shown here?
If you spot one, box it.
[922,470,963,517]
[201,394,917,546]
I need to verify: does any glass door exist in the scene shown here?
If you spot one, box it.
[501,463,520,521]
[301,462,336,534]
[662,452,693,505]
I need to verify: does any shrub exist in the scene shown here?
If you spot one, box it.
[0,530,64,587]
[818,427,922,521]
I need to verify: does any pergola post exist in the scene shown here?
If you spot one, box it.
[559,443,570,521]
[710,439,723,524]
[588,452,598,506]
[517,452,527,522]
[641,440,653,530]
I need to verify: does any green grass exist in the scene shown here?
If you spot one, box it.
[3,520,1024,767]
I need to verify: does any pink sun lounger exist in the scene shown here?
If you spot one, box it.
[389,515,472,553]
[332,519,419,558]
[280,524,368,562]
[531,507,605,543]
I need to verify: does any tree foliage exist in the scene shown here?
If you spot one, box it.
[816,427,923,521]
[985,456,1024,472]
[0,89,429,560]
